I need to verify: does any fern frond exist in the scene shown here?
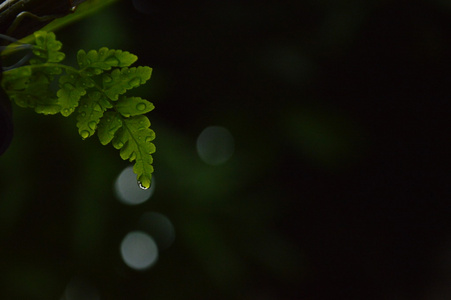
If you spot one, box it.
[115,96,154,117]
[1,31,156,188]
[77,47,138,76]
[97,111,123,145]
[31,31,65,64]
[112,115,156,189]
[57,73,87,116]
[103,66,152,100]
[76,92,112,139]
[2,69,61,115]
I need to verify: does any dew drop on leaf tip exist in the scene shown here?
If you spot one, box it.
[138,181,149,190]
[138,175,151,190]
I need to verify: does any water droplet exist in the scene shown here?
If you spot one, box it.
[137,181,149,190]
[80,130,89,139]
[138,175,151,190]
[62,108,71,116]
[136,103,146,111]
[93,104,102,112]
[128,78,141,87]
[105,56,119,66]
[116,142,124,148]
[88,121,97,130]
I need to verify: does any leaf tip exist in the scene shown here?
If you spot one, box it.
[138,174,151,190]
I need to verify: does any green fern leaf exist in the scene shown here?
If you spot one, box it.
[112,115,156,188]
[31,31,65,64]
[2,69,61,115]
[103,66,152,101]
[23,74,60,114]
[77,47,138,76]
[57,74,86,116]
[97,111,123,145]
[1,66,32,90]
[76,92,112,139]
[2,31,156,189]
[115,96,155,117]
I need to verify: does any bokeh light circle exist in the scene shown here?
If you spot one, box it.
[139,212,176,250]
[196,126,234,165]
[120,231,158,271]
[114,166,155,205]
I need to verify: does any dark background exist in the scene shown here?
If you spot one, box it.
[0,0,450,299]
